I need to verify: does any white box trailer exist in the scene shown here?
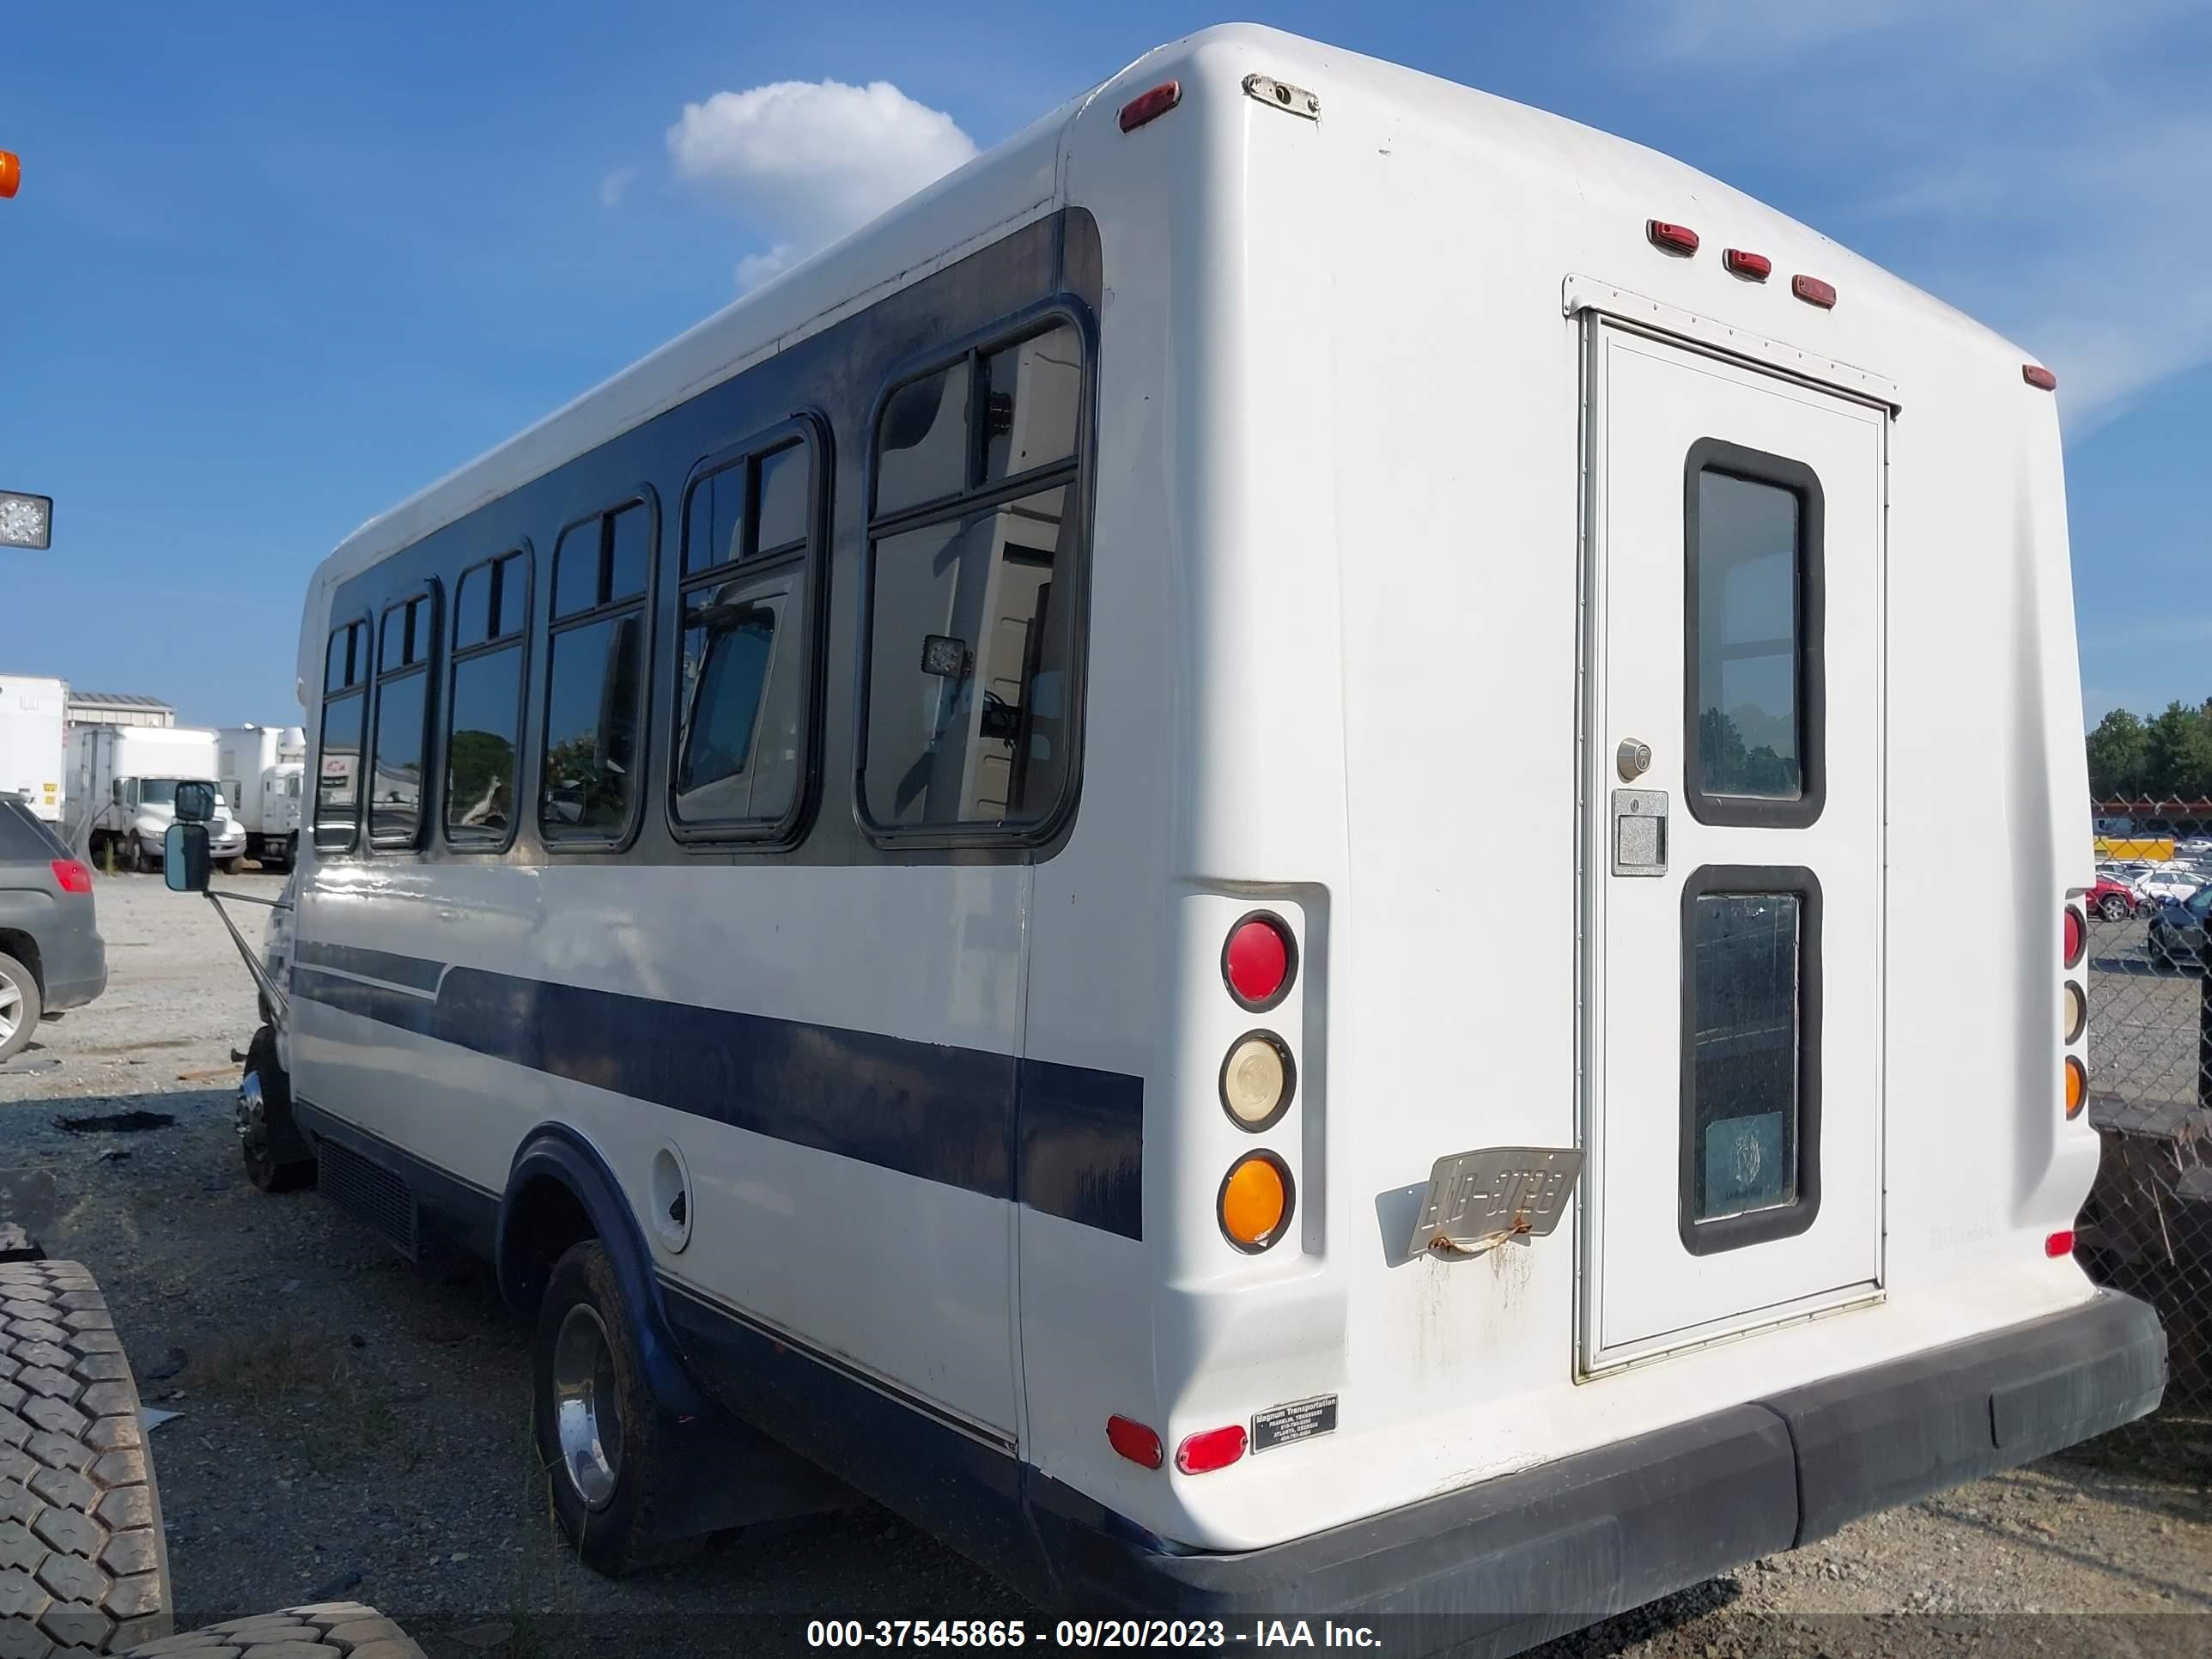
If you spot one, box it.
[0,675,68,823]
[217,723,307,869]
[70,724,247,873]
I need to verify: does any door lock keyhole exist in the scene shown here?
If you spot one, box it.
[1617,738,1653,781]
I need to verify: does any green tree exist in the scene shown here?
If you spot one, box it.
[2085,708,2151,799]
[2142,701,2212,799]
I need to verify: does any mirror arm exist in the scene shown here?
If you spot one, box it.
[200,890,290,1035]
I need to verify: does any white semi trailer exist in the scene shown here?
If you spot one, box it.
[0,675,68,823]
[217,723,306,870]
[70,724,247,873]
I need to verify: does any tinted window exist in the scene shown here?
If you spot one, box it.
[979,324,1081,485]
[754,442,810,551]
[455,563,495,648]
[876,364,968,514]
[554,519,601,618]
[863,484,1074,830]
[674,574,799,825]
[315,693,363,851]
[1694,470,1802,800]
[325,622,367,694]
[457,553,528,649]
[492,551,527,637]
[0,798,67,860]
[1688,892,1801,1223]
[607,503,650,603]
[541,613,643,840]
[447,650,522,842]
[369,672,427,846]
[684,460,744,576]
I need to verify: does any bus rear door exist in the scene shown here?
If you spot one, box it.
[1581,322,1888,1370]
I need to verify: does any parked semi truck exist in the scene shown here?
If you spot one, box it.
[217,723,306,870]
[70,724,247,872]
[0,675,68,823]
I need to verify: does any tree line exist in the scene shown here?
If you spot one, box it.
[2086,702,2212,800]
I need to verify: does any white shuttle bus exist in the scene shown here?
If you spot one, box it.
[232,25,2163,1648]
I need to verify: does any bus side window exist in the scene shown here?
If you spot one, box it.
[860,319,1087,840]
[672,428,817,837]
[446,550,530,848]
[543,501,653,845]
[369,588,438,850]
[315,618,369,854]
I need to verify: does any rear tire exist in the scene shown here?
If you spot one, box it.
[0,951,42,1063]
[122,1601,425,1656]
[532,1240,702,1577]
[238,1025,315,1194]
[0,1258,174,1654]
[2100,894,2130,921]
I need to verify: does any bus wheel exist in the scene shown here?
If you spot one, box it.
[238,1025,315,1194]
[532,1240,699,1577]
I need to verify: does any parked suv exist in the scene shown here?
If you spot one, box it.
[0,793,107,1060]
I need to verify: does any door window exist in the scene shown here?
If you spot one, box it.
[1679,866,1823,1254]
[1685,441,1825,828]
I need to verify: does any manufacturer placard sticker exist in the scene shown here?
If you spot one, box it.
[1251,1394,1338,1452]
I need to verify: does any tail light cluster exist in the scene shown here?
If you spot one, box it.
[2061,902,2087,1120]
[51,859,93,895]
[1216,912,1299,1253]
[1104,908,1308,1481]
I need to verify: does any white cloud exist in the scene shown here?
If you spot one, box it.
[1618,2,2212,434]
[667,78,978,289]
[599,167,637,208]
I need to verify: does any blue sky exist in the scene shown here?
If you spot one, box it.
[3,1,2205,729]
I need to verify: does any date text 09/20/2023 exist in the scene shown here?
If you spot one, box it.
[805,1620,1384,1650]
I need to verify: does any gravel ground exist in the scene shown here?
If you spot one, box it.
[3,874,2207,1658]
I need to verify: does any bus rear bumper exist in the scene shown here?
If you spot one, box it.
[1044,1292,2164,1650]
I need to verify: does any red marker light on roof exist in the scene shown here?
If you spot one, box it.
[1723,248,1771,281]
[1118,81,1182,133]
[1175,1424,1248,1475]
[1647,220,1699,256]
[1106,1415,1164,1470]
[2024,365,2058,391]
[2045,1230,2075,1259]
[0,152,20,200]
[1792,275,1838,309]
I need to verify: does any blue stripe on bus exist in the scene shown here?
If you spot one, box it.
[294,939,447,993]
[292,951,1144,1240]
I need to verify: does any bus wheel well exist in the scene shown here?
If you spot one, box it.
[500,1174,597,1316]
[0,930,41,994]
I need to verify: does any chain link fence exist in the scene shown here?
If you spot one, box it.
[2070,840,2211,1470]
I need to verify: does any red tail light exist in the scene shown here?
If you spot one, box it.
[2063,906,2084,969]
[51,859,92,895]
[1647,220,1699,255]
[2045,1230,2075,1259]
[1792,275,1838,308]
[1723,248,1771,281]
[1174,1424,1248,1474]
[1223,914,1295,1010]
[1106,1415,1164,1470]
[1118,81,1182,133]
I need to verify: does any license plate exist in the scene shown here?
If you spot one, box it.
[1409,1146,1583,1259]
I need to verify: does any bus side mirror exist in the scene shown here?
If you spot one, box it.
[173,780,217,823]
[163,823,211,893]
